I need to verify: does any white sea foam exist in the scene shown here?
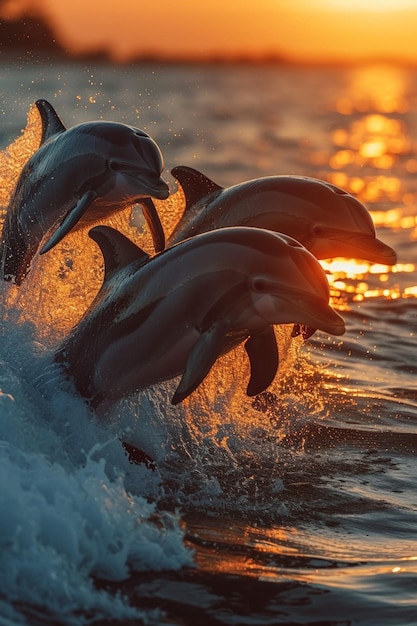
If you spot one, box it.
[0,311,193,625]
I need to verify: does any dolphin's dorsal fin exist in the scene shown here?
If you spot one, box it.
[35,99,66,143]
[172,318,230,404]
[170,165,222,212]
[244,327,279,396]
[89,226,150,282]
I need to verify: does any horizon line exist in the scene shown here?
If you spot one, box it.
[2,48,417,69]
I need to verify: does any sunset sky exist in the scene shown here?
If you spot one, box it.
[8,0,417,63]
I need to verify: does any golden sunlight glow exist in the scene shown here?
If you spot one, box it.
[335,67,409,115]
[322,256,417,305]
[329,112,408,196]
[322,67,412,207]
[320,0,417,10]
[4,0,415,63]
[0,103,41,208]
[309,64,417,306]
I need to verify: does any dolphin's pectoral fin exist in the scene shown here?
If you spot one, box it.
[171,165,223,211]
[35,99,66,143]
[172,318,230,405]
[291,324,301,338]
[89,225,150,281]
[40,190,98,255]
[291,324,317,340]
[140,197,166,252]
[302,325,317,340]
[244,327,279,397]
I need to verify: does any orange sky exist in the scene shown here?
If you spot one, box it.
[30,0,417,62]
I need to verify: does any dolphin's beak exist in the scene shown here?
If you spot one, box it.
[136,175,170,200]
[293,299,346,336]
[256,278,346,337]
[310,228,397,265]
[152,179,170,200]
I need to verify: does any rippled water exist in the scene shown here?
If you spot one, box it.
[1,60,417,625]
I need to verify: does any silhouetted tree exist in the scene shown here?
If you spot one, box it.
[0,0,66,57]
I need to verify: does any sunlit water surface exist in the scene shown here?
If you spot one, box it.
[1,61,417,625]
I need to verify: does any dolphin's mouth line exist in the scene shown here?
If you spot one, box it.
[267,283,330,305]
[109,163,169,195]
[126,171,170,199]
[110,165,162,179]
[272,291,345,335]
[319,228,397,262]
[119,167,163,179]
[134,189,169,200]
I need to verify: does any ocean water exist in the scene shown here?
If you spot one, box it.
[1,60,417,625]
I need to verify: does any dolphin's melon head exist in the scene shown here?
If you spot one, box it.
[295,179,397,265]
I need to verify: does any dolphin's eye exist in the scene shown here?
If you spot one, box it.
[253,278,268,292]
[109,160,127,172]
[313,225,324,236]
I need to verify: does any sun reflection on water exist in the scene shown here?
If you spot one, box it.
[313,65,417,307]
[334,65,410,115]
[322,206,417,306]
[330,114,411,175]
[322,257,416,305]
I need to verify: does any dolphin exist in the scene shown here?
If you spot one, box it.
[54,225,345,408]
[168,165,397,265]
[0,99,169,284]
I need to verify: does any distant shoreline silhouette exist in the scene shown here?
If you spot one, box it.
[1,19,65,56]
[0,11,290,65]
[0,7,110,62]
[0,3,414,68]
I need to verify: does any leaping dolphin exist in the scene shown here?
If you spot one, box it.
[55,225,345,408]
[0,99,169,284]
[168,166,397,265]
